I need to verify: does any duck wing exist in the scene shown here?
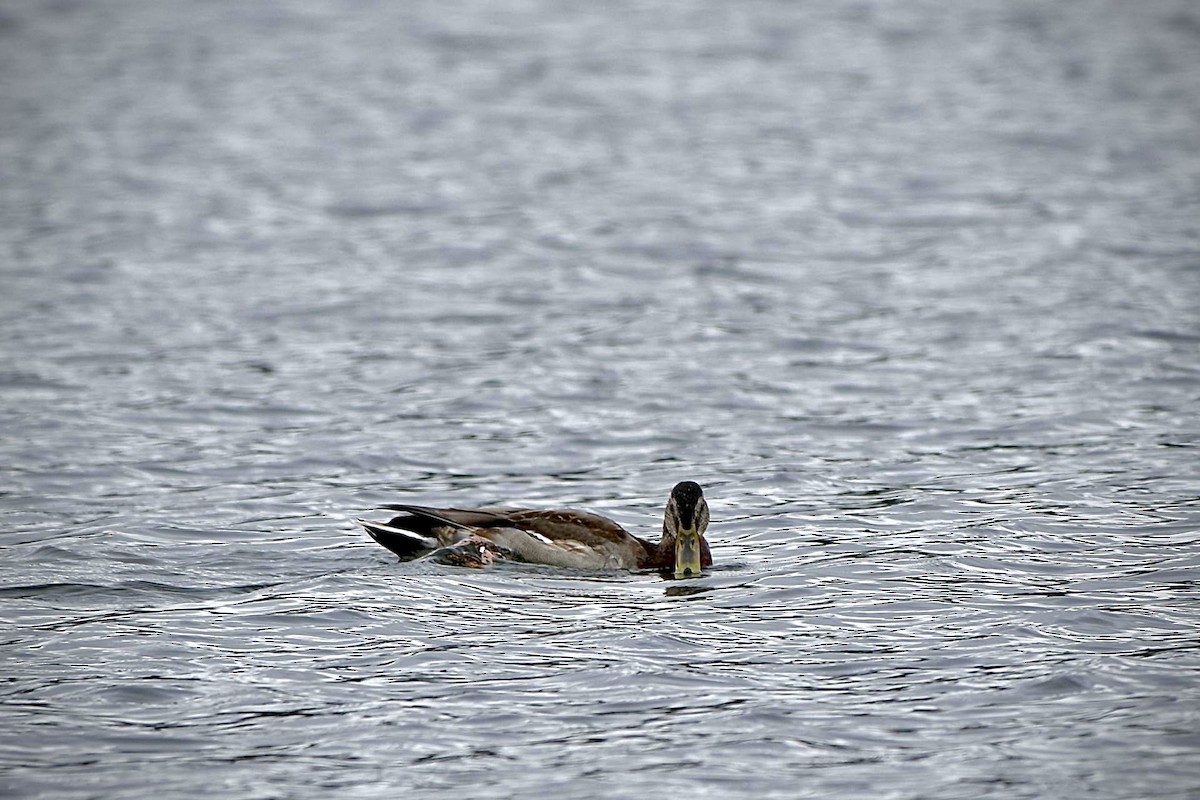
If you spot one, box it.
[361,506,654,569]
[507,509,643,546]
[488,509,653,569]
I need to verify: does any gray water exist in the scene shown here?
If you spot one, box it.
[2,1,1199,798]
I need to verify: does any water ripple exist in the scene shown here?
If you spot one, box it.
[4,0,1200,798]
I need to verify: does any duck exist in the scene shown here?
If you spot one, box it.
[356,481,712,578]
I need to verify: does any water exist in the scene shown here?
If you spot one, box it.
[2,0,1199,797]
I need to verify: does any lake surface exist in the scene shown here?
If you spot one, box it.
[2,1,1199,797]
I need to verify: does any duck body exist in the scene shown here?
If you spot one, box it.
[357,482,713,576]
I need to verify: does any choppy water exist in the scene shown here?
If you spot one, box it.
[2,1,1199,798]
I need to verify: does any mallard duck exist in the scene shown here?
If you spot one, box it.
[357,481,712,578]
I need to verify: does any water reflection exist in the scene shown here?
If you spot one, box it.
[663,583,715,599]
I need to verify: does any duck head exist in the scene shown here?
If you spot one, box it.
[664,481,710,578]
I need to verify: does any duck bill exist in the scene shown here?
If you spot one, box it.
[673,528,702,578]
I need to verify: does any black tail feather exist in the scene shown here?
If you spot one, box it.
[357,519,438,561]
[361,506,516,562]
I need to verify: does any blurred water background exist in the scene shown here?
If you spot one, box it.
[2,1,1199,798]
